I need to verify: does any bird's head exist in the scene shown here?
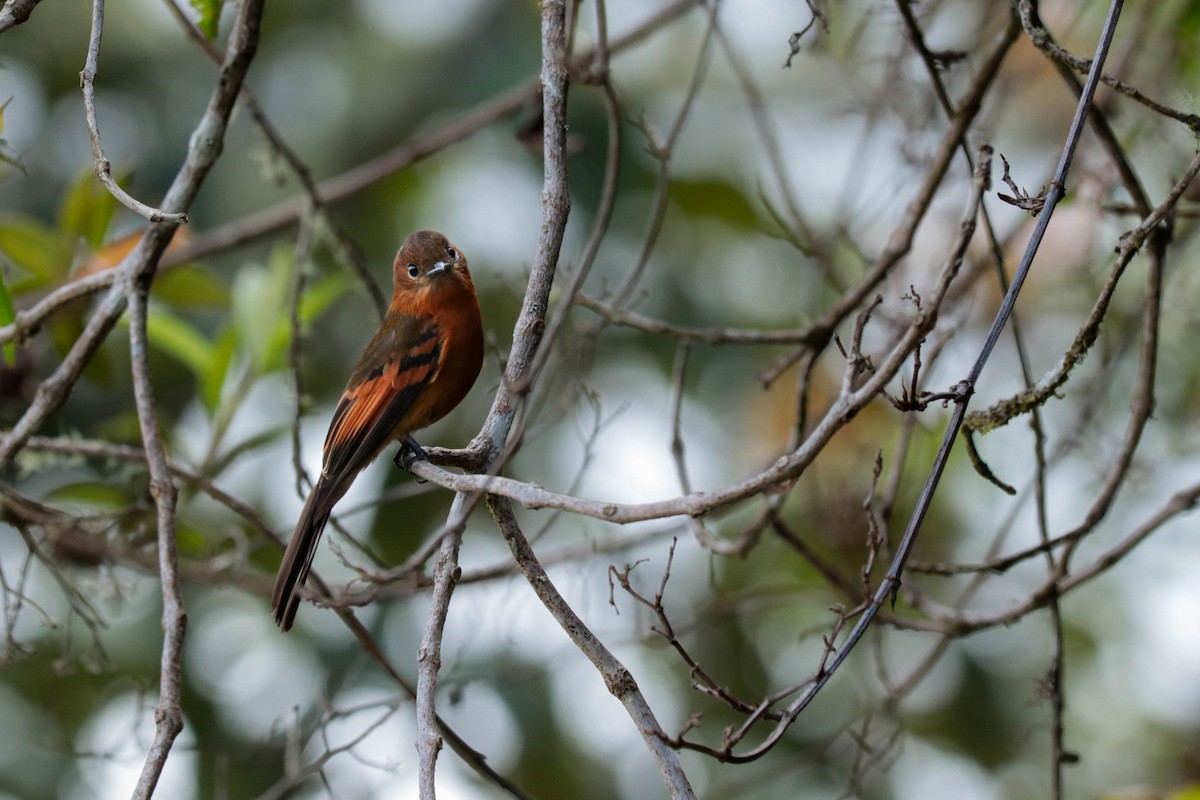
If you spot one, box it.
[392,230,472,292]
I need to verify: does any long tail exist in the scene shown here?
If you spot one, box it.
[272,478,346,631]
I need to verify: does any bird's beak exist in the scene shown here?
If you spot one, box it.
[428,261,448,275]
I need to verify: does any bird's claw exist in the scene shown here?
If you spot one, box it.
[393,436,429,483]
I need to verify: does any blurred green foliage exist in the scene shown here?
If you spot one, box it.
[0,1,1195,799]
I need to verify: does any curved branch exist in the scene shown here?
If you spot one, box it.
[80,0,188,224]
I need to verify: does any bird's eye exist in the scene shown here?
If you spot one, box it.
[407,263,419,278]
[446,247,457,260]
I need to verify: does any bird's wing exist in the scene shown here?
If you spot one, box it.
[320,313,442,482]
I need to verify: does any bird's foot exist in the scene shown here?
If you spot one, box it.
[393,436,429,482]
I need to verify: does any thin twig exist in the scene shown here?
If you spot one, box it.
[608,0,719,309]
[80,0,188,225]
[287,207,316,500]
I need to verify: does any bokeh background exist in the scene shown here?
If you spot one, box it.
[0,0,1198,798]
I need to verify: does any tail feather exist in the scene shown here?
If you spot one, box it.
[272,479,345,630]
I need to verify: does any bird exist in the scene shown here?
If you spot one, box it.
[272,230,484,631]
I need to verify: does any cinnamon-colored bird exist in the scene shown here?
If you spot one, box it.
[272,230,484,631]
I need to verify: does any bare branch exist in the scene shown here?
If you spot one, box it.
[0,0,44,34]
[803,0,1127,742]
[80,0,188,225]
[1017,0,1200,131]
[493,496,696,798]
[783,0,829,68]
[965,148,1200,435]
[663,139,995,763]
[125,260,187,800]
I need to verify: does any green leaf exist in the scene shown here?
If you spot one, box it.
[93,411,143,445]
[669,177,763,230]
[152,263,231,309]
[189,0,223,39]
[58,170,120,249]
[0,269,14,365]
[0,139,25,175]
[145,307,214,379]
[0,100,23,175]
[211,424,291,475]
[298,273,350,324]
[0,215,74,290]
[45,481,134,508]
[231,248,350,374]
[231,246,292,373]
[262,272,350,371]
[200,326,237,413]
[175,522,211,558]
